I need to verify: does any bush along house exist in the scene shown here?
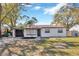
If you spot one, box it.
[12,25,67,38]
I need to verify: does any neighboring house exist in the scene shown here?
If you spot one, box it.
[1,25,10,36]
[69,24,79,37]
[12,25,67,38]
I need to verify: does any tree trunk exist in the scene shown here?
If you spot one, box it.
[0,4,2,38]
[0,23,2,38]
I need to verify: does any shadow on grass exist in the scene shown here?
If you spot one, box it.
[44,48,71,56]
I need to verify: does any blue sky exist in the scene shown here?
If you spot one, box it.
[20,3,66,25]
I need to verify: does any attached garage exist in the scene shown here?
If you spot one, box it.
[13,29,24,37]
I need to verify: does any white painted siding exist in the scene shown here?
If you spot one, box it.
[24,29,37,37]
[13,27,66,37]
[41,28,66,37]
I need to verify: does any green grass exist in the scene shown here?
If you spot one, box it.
[46,37,79,42]
[38,37,79,47]
[2,37,79,56]
[34,37,79,55]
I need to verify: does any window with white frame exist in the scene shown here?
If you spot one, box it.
[45,28,50,33]
[58,29,63,33]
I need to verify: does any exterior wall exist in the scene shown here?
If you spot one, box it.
[13,28,66,37]
[71,31,79,37]
[24,29,37,37]
[41,28,66,37]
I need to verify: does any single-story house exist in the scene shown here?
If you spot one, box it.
[69,24,79,37]
[12,25,67,38]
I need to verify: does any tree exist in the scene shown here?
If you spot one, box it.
[3,3,31,30]
[0,4,2,38]
[53,4,79,31]
[0,3,19,38]
[25,17,38,27]
[2,3,20,30]
[0,3,31,38]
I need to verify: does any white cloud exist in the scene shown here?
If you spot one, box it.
[26,5,32,7]
[21,4,32,7]
[44,3,67,15]
[34,6,41,10]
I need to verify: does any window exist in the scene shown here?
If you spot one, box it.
[45,28,50,33]
[58,29,63,33]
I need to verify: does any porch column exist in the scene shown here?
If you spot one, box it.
[24,29,26,37]
[12,29,15,37]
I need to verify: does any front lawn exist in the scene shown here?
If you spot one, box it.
[46,37,79,42]
[0,37,79,56]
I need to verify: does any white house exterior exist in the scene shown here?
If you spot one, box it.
[69,24,79,37]
[24,29,37,37]
[12,25,67,38]
[41,28,66,37]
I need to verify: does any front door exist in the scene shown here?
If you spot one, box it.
[15,29,24,37]
[37,29,41,37]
